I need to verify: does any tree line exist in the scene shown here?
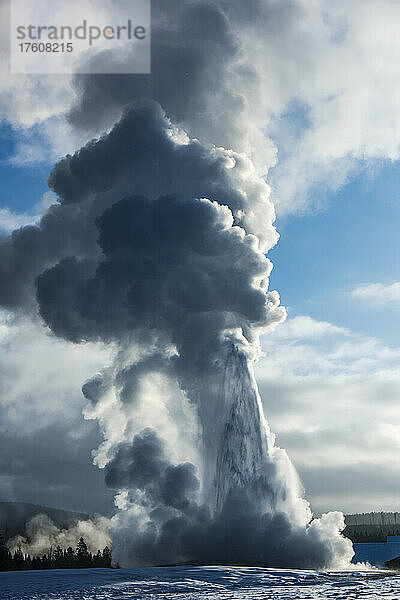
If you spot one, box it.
[0,533,114,571]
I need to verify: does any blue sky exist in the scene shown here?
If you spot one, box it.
[269,161,400,346]
[0,122,51,214]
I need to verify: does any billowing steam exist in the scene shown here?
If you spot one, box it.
[8,514,110,557]
[0,0,354,569]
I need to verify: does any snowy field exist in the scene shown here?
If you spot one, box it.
[1,566,400,599]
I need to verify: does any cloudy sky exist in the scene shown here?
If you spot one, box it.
[1,0,400,518]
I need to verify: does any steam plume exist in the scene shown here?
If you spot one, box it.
[34,104,351,567]
[8,514,110,557]
[0,1,354,569]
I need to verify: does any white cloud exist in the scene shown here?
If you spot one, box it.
[256,315,400,514]
[0,192,56,232]
[3,0,400,212]
[261,0,400,213]
[352,282,400,306]
[269,315,349,341]
[0,311,109,432]
[0,1,116,165]
[0,310,114,512]
[0,2,73,153]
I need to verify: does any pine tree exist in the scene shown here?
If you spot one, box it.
[53,545,64,568]
[13,547,25,570]
[93,549,102,567]
[41,553,51,570]
[0,534,114,572]
[0,533,11,571]
[31,556,42,569]
[65,546,75,569]
[76,537,91,568]
[101,546,112,568]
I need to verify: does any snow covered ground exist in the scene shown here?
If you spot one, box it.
[0,565,400,599]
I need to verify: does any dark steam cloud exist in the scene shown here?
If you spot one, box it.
[36,193,280,358]
[0,102,276,312]
[105,428,349,569]
[68,2,252,155]
[105,429,199,511]
[0,2,354,569]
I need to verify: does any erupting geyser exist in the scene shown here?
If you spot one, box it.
[211,345,273,515]
[0,98,354,567]
[200,344,301,520]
